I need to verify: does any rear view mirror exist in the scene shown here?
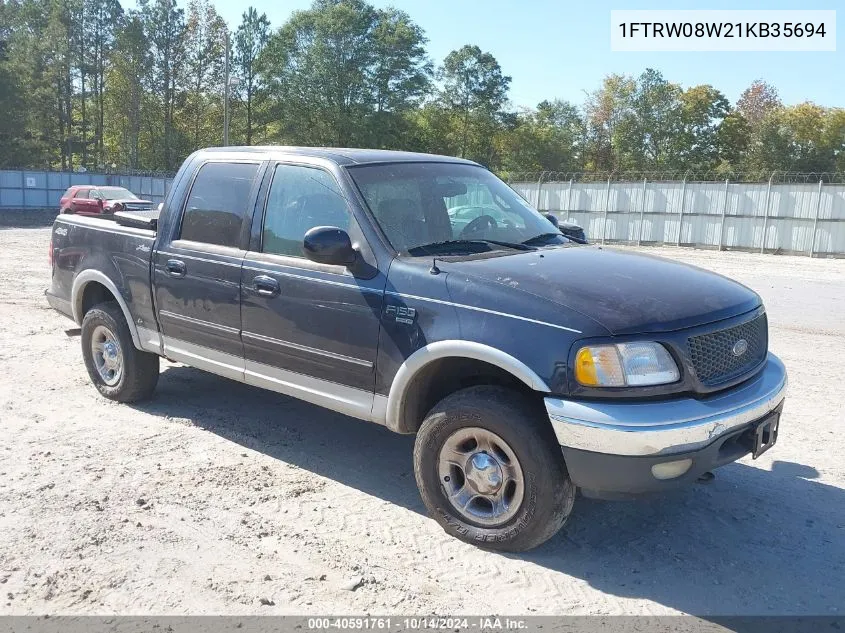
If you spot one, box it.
[303,226,357,266]
[434,181,468,198]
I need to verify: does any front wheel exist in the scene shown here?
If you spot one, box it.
[81,302,159,402]
[413,386,575,552]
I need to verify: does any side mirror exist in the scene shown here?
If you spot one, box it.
[97,198,104,208]
[303,226,357,266]
[544,213,559,228]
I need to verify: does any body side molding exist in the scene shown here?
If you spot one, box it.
[161,336,383,425]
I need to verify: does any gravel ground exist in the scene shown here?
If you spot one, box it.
[0,227,843,616]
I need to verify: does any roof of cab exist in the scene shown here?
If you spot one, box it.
[198,146,480,167]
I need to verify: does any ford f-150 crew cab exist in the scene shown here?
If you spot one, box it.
[46,147,788,551]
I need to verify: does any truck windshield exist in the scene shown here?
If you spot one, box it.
[347,162,567,255]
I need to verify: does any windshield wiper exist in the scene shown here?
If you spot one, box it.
[408,239,536,255]
[521,232,566,246]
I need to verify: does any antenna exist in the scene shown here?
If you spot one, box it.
[430,257,440,275]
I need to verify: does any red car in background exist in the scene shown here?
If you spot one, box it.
[58,185,155,216]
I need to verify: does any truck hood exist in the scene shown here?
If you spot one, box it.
[444,245,761,335]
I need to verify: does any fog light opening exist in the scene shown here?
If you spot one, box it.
[651,458,693,481]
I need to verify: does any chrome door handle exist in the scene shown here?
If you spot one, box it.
[165,259,186,278]
[252,275,280,298]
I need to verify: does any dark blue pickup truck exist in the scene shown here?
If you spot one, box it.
[46,147,788,551]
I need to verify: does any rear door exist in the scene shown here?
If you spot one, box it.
[239,161,385,418]
[153,160,263,380]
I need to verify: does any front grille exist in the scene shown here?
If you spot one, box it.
[688,313,768,386]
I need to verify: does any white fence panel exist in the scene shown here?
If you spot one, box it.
[513,179,845,256]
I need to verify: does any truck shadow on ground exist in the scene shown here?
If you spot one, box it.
[136,364,844,616]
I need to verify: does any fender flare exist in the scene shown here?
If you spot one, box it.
[71,269,142,350]
[383,340,551,433]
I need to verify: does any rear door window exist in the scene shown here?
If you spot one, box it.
[74,189,89,199]
[180,162,260,247]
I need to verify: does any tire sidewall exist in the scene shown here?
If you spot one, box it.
[81,305,130,399]
[414,389,574,550]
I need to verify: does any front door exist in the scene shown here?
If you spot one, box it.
[153,160,262,380]
[240,162,385,420]
[72,189,101,215]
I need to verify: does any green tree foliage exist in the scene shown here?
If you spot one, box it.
[438,44,510,163]
[368,7,431,147]
[103,11,149,168]
[258,0,430,147]
[583,73,636,171]
[499,100,584,174]
[715,111,751,174]
[45,0,78,170]
[85,0,124,167]
[627,69,683,169]
[140,0,186,170]
[182,0,226,150]
[826,110,845,172]
[0,2,28,167]
[745,103,845,174]
[233,7,270,145]
[674,85,730,170]
[1,0,843,178]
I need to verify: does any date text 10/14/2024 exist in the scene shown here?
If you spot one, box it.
[306,617,529,631]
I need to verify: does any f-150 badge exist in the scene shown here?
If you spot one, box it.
[384,304,416,325]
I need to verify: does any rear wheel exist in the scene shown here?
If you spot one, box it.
[81,302,159,402]
[413,385,575,552]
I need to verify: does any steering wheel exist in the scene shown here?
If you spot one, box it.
[460,214,498,237]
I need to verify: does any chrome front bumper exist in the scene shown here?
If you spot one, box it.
[545,353,788,457]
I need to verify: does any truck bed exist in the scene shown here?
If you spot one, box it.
[47,212,158,327]
[54,212,157,238]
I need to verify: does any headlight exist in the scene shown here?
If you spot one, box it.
[574,342,679,387]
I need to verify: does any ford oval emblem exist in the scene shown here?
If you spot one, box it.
[732,339,749,357]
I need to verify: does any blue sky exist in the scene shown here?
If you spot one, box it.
[206,0,842,109]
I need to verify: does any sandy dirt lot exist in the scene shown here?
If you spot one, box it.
[0,226,843,616]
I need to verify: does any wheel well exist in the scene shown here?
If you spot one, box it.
[79,281,117,318]
[398,357,541,434]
